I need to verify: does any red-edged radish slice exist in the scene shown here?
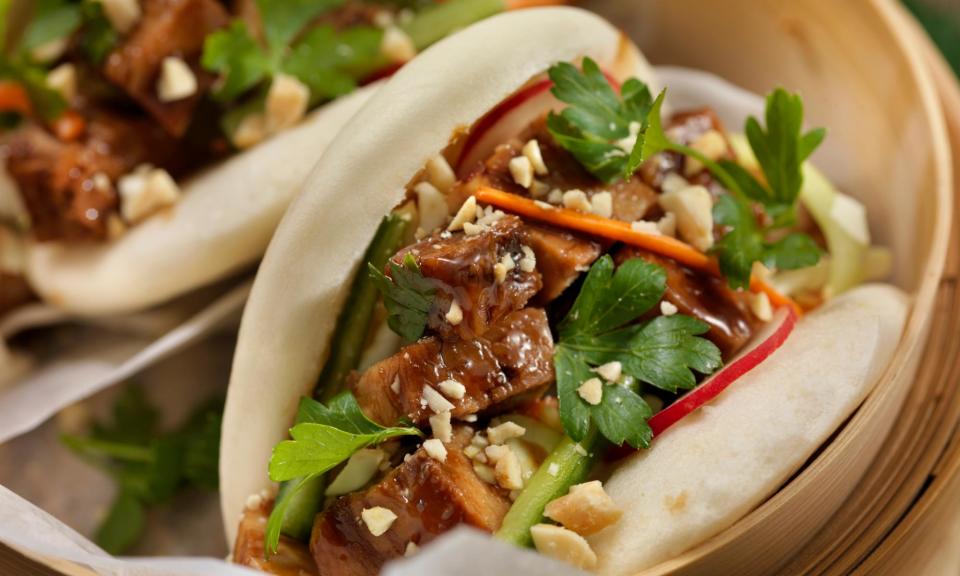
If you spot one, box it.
[457,79,557,177]
[648,307,798,436]
[455,72,624,178]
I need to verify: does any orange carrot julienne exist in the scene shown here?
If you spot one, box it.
[475,186,803,317]
[0,82,32,116]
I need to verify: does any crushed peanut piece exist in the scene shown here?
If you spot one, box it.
[562,189,592,213]
[422,385,454,413]
[46,63,77,102]
[158,57,197,102]
[361,506,397,536]
[577,378,603,406]
[523,140,549,175]
[590,191,613,218]
[266,74,310,133]
[494,448,524,490]
[448,196,477,231]
[594,361,622,383]
[487,421,526,445]
[748,291,773,322]
[381,26,417,63]
[530,524,598,570]
[509,155,534,189]
[438,378,466,400]
[519,245,537,273]
[544,480,623,536]
[422,439,447,462]
[445,300,463,326]
[426,155,456,193]
[685,130,728,176]
[429,411,453,443]
[659,185,714,251]
[660,300,679,316]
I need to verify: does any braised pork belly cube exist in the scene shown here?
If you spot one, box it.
[353,308,553,427]
[234,496,318,576]
[616,247,758,357]
[453,116,661,223]
[103,0,229,136]
[5,111,185,241]
[392,215,542,340]
[310,427,510,576]
[521,224,600,303]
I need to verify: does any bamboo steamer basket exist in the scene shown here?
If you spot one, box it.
[2,1,957,575]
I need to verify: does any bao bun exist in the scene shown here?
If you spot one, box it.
[220,6,649,544]
[22,83,378,315]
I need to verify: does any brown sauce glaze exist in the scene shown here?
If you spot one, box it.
[615,247,758,357]
[310,427,510,576]
[352,308,553,427]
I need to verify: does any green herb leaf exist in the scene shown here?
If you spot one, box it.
[94,489,145,555]
[21,0,81,53]
[77,1,118,65]
[255,0,346,53]
[281,25,381,103]
[60,386,224,555]
[546,58,653,183]
[713,193,821,289]
[265,393,421,552]
[369,253,436,341]
[554,256,721,447]
[202,22,271,102]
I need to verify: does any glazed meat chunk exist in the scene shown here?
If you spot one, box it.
[392,215,542,340]
[353,308,554,427]
[103,0,229,136]
[310,426,510,576]
[617,247,758,356]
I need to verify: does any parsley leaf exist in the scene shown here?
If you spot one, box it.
[713,182,820,289]
[369,253,436,341]
[202,0,381,109]
[94,489,145,555]
[265,393,421,552]
[202,22,272,102]
[555,256,721,448]
[624,84,825,288]
[77,1,118,64]
[546,58,653,183]
[281,26,381,103]
[256,0,346,53]
[269,394,420,482]
[60,386,224,555]
[20,0,81,53]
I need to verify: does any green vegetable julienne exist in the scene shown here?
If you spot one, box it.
[554,256,721,448]
[264,394,421,554]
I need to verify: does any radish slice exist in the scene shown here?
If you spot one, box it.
[648,307,798,436]
[455,72,624,178]
[456,79,557,177]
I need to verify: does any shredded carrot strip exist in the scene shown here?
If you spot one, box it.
[475,186,803,317]
[0,82,32,116]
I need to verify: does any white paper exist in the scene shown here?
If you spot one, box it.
[0,279,251,445]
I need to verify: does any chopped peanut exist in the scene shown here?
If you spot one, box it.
[530,524,598,570]
[544,480,623,536]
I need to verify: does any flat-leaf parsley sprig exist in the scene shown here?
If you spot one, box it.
[554,255,722,448]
